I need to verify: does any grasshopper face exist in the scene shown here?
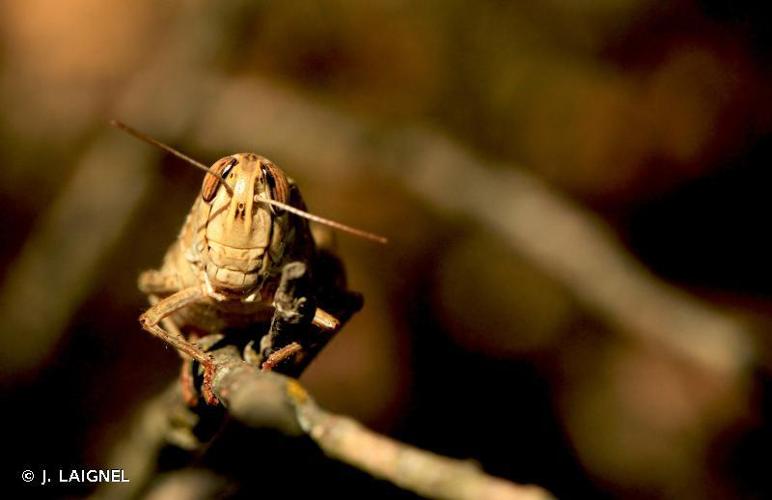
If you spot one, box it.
[199,153,292,293]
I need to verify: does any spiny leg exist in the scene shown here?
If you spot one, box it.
[173,321,199,407]
[261,342,303,371]
[162,317,199,406]
[144,272,204,406]
[148,295,200,406]
[139,286,219,405]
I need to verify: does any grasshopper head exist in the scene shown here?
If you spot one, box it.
[200,153,295,293]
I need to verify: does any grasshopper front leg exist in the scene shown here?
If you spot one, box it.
[257,262,316,373]
[258,262,359,376]
[139,286,219,405]
[141,270,205,405]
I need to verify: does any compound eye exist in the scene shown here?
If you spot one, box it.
[202,157,238,202]
[260,162,289,213]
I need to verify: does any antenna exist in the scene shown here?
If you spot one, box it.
[109,120,233,195]
[255,196,388,244]
[110,119,387,244]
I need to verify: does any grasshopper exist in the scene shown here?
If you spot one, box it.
[111,121,386,405]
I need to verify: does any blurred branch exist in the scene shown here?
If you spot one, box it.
[217,345,554,500]
[193,77,755,378]
[0,139,151,376]
[93,384,187,500]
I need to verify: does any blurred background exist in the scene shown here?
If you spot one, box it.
[1,0,772,498]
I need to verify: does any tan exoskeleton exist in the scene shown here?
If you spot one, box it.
[111,121,386,405]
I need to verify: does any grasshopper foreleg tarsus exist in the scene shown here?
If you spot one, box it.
[261,341,303,371]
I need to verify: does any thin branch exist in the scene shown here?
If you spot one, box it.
[209,345,554,500]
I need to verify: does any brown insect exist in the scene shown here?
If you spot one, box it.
[111,121,386,405]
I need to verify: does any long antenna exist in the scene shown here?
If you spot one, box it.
[110,119,387,245]
[109,120,233,195]
[255,196,388,244]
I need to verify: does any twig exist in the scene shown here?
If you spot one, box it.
[209,345,554,500]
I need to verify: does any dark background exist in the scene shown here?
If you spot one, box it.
[2,1,772,498]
